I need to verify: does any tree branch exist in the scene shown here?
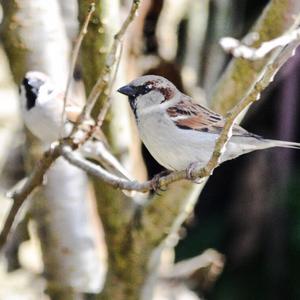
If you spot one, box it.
[220,25,300,60]
[0,146,61,249]
[61,2,95,133]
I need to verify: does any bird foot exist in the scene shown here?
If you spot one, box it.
[150,170,170,195]
[186,162,203,183]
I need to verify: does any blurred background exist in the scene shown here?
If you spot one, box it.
[0,0,300,299]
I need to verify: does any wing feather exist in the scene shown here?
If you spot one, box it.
[167,98,261,138]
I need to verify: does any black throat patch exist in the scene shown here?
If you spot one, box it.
[22,77,43,110]
[129,96,138,119]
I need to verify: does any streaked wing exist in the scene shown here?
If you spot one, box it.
[167,97,260,138]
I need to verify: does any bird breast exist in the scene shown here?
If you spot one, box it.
[136,110,218,170]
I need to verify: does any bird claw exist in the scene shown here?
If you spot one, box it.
[186,162,202,183]
[150,170,170,195]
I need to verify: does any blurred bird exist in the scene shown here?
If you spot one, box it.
[118,75,300,172]
[19,71,81,143]
[19,71,137,190]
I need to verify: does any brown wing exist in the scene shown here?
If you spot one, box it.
[167,98,260,138]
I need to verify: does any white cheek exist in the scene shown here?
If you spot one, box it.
[37,87,51,105]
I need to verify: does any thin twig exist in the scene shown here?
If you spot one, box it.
[60,3,95,136]
[81,0,141,120]
[97,42,123,128]
[61,145,150,191]
[0,146,61,250]
[81,139,135,180]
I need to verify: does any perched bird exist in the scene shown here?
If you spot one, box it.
[19,71,82,143]
[19,71,136,186]
[118,75,300,171]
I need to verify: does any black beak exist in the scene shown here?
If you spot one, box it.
[117,85,136,97]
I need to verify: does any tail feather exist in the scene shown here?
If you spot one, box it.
[224,137,300,163]
[265,139,300,150]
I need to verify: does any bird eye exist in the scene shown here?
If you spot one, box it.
[130,83,154,97]
[140,84,153,94]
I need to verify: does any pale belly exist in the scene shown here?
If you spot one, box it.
[23,105,70,143]
[137,113,218,171]
[136,112,262,171]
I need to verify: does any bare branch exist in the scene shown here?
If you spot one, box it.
[61,145,151,192]
[82,139,133,180]
[61,3,95,135]
[96,42,123,128]
[81,0,141,120]
[220,26,300,60]
[0,146,61,250]
[66,35,300,192]
[211,0,300,113]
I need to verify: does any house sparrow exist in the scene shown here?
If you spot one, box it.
[19,71,82,143]
[118,75,300,171]
[19,71,137,187]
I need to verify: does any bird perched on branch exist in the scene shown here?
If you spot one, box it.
[118,75,300,172]
[19,71,82,143]
[18,71,136,187]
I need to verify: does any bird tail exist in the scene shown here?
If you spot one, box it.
[264,139,300,150]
